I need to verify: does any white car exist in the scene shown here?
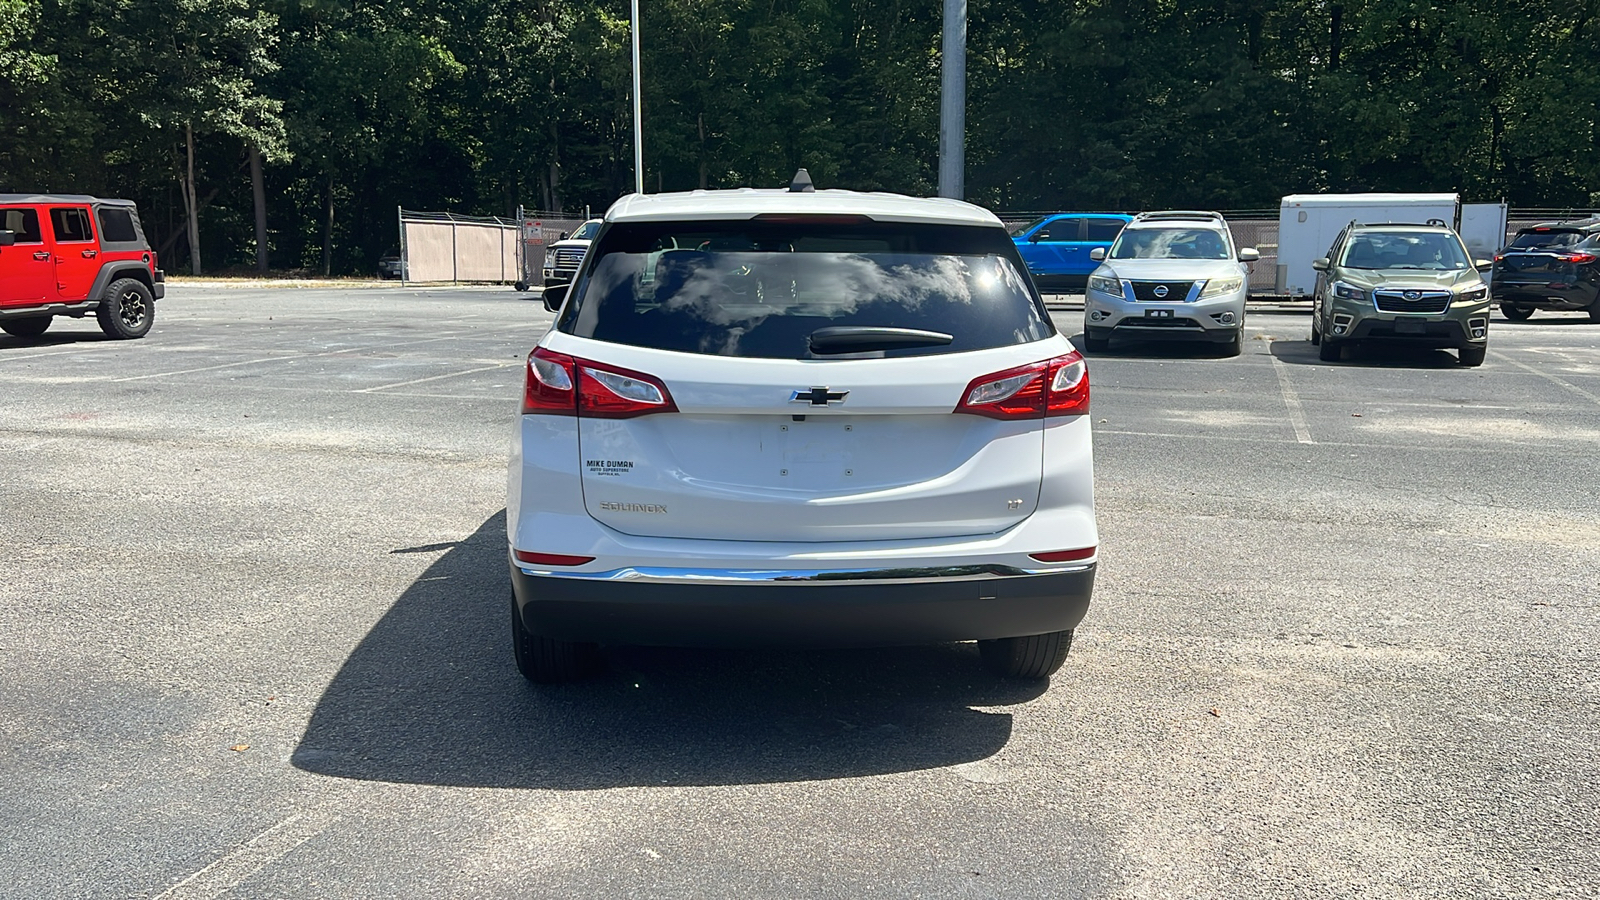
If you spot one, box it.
[508,173,1098,682]
[1082,211,1259,356]
[542,218,602,286]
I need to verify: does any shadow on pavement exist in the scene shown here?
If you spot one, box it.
[293,513,1048,789]
[1268,337,1463,368]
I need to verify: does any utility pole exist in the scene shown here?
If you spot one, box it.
[938,0,966,200]
[632,0,644,194]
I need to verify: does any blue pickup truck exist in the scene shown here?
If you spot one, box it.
[1012,213,1133,292]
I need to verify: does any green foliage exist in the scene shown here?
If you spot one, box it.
[1,0,1595,274]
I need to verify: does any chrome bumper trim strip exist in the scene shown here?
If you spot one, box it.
[515,562,1094,583]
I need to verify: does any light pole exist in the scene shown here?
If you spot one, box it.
[938,0,966,200]
[632,0,644,194]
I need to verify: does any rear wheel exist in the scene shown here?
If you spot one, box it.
[1500,302,1535,321]
[96,278,154,339]
[1587,304,1600,323]
[1,316,52,339]
[1458,345,1487,367]
[511,594,601,683]
[1318,338,1342,362]
[979,629,1073,679]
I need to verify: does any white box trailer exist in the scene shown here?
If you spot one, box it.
[1275,193,1507,296]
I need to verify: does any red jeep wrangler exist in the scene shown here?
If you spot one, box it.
[0,194,165,340]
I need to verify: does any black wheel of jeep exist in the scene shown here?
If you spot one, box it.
[1499,302,1534,321]
[511,593,601,683]
[1083,332,1110,353]
[1318,338,1342,362]
[96,278,154,339]
[979,629,1073,679]
[1,315,52,339]
[1458,345,1487,367]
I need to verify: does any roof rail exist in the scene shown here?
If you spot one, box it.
[1353,221,1456,230]
[1133,210,1226,223]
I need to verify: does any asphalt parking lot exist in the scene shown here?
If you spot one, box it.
[3,284,1598,899]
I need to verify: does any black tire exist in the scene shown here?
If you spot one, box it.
[1218,332,1242,357]
[1310,317,1321,345]
[1500,302,1534,321]
[510,594,601,683]
[1587,304,1600,323]
[1,315,52,339]
[979,629,1073,679]
[1458,345,1487,367]
[513,281,530,292]
[1318,338,1342,362]
[96,278,155,339]
[1083,333,1110,353]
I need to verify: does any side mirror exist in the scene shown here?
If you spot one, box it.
[1088,247,1106,261]
[1027,231,1046,242]
[1239,248,1260,262]
[1311,257,1330,272]
[559,231,569,241]
[0,230,14,247]
[1474,259,1493,271]
[542,282,569,313]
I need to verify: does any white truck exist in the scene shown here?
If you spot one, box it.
[1276,193,1507,296]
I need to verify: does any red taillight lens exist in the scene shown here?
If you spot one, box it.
[956,351,1089,419]
[1561,253,1596,264]
[522,348,677,418]
[1029,546,1097,563]
[514,550,595,566]
[523,347,577,415]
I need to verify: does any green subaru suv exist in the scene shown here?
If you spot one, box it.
[1310,222,1491,366]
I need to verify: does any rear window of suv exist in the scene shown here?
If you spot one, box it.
[557,220,1053,359]
[1508,229,1583,250]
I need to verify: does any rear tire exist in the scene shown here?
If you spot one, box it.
[979,629,1073,679]
[1458,345,1487,367]
[511,594,601,683]
[1,316,52,339]
[1587,304,1600,323]
[1318,338,1342,362]
[1500,302,1534,321]
[96,278,154,339]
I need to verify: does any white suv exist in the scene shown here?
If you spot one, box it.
[508,174,1098,682]
[1082,211,1259,356]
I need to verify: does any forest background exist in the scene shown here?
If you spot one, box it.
[1,0,1596,276]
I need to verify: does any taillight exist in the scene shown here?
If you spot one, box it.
[522,347,678,418]
[955,351,1089,419]
[1561,253,1596,264]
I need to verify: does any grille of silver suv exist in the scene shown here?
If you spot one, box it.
[1372,289,1451,314]
[1130,281,1195,301]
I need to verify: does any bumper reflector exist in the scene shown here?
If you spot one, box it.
[1029,546,1097,563]
[514,550,596,567]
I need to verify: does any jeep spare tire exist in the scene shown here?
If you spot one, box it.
[97,278,154,339]
[1,315,52,339]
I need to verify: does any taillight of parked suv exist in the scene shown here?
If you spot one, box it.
[955,351,1090,419]
[522,347,679,418]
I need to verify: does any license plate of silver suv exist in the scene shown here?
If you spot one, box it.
[507,175,1098,682]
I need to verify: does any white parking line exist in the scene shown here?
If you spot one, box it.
[152,812,334,899]
[358,362,514,392]
[1490,349,1600,408]
[111,356,303,382]
[1268,353,1315,444]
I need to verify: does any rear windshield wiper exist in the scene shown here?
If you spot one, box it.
[808,326,955,355]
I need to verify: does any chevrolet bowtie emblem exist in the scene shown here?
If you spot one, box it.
[791,387,849,406]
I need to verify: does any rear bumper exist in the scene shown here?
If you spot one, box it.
[1492,284,1597,310]
[511,557,1095,647]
